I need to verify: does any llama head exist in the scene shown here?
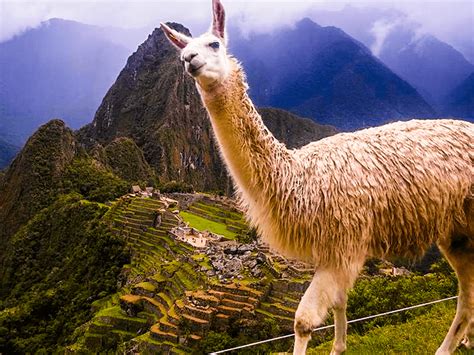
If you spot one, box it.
[161,0,230,90]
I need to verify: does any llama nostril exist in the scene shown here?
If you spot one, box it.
[185,52,198,62]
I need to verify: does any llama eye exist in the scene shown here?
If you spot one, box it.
[209,41,220,49]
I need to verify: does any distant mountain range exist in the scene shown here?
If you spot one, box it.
[444,73,474,119]
[379,33,473,110]
[230,18,435,130]
[0,19,135,143]
[310,6,474,112]
[1,16,473,153]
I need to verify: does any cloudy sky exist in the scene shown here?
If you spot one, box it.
[1,0,473,59]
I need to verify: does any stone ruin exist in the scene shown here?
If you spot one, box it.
[169,226,222,248]
[203,241,267,281]
[130,185,162,199]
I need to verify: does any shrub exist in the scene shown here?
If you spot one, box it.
[160,180,194,193]
[0,193,130,354]
[62,158,129,203]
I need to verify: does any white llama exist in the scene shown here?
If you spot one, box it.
[161,1,474,354]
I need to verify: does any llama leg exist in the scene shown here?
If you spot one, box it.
[436,229,474,354]
[330,292,348,355]
[461,319,474,349]
[293,268,355,355]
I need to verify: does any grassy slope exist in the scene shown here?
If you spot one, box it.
[309,302,471,354]
[179,210,237,239]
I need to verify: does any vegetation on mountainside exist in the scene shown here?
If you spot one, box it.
[61,158,129,203]
[0,120,76,249]
[0,194,130,354]
[310,302,470,354]
[103,137,157,185]
[198,260,458,353]
[160,180,194,193]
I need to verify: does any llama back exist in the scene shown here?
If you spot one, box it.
[265,119,474,266]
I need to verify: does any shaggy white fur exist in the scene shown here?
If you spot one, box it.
[162,1,474,354]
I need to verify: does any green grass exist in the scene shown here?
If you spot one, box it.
[95,306,144,321]
[179,211,237,239]
[135,281,157,292]
[150,273,167,283]
[309,302,470,354]
[194,202,244,220]
[192,253,212,269]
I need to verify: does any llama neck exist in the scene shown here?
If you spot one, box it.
[198,60,291,200]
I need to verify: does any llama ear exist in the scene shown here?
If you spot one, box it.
[211,0,226,40]
[160,22,190,50]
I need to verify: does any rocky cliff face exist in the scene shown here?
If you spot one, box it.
[79,23,337,191]
[79,24,228,192]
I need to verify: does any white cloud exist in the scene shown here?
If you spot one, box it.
[370,18,401,56]
[0,0,472,58]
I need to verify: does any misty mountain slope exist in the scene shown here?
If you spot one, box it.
[230,18,435,131]
[0,18,131,142]
[443,72,474,119]
[309,5,402,50]
[309,6,473,113]
[380,34,474,109]
[80,23,337,191]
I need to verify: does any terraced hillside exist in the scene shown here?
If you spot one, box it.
[66,193,459,353]
[68,194,314,353]
[179,194,249,240]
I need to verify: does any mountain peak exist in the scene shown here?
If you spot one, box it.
[0,119,76,251]
[296,17,322,29]
[41,18,93,30]
[231,20,434,130]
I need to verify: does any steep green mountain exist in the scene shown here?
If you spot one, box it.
[0,120,76,259]
[0,193,129,354]
[0,119,158,262]
[78,23,228,192]
[259,108,337,149]
[102,137,157,184]
[79,24,337,192]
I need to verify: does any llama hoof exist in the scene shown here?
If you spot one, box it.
[329,343,346,355]
[461,336,473,349]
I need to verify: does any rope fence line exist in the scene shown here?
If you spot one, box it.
[209,295,458,354]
